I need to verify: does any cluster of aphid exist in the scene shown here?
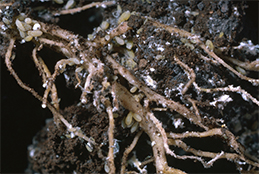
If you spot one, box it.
[121,86,144,133]
[3,13,42,42]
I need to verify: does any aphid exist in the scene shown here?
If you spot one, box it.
[2,17,10,25]
[64,0,75,10]
[126,118,135,128]
[136,28,143,34]
[130,122,139,133]
[126,40,133,50]
[24,18,32,24]
[117,5,122,15]
[19,30,26,38]
[100,21,110,30]
[121,117,127,129]
[115,36,125,45]
[75,66,84,73]
[27,30,43,37]
[105,35,110,41]
[206,40,214,51]
[219,32,224,38]
[67,58,80,65]
[15,19,26,31]
[132,112,142,122]
[125,111,133,126]
[23,22,32,31]
[54,0,64,4]
[125,49,135,59]
[117,10,131,24]
[104,161,110,173]
[24,35,33,42]
[61,47,72,58]
[130,86,138,93]
[17,13,26,21]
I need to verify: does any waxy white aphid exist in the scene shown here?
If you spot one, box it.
[2,17,10,25]
[130,86,138,93]
[100,21,109,30]
[132,113,142,122]
[125,111,133,125]
[206,40,214,51]
[64,0,75,10]
[17,13,26,21]
[136,28,143,34]
[24,18,32,24]
[67,58,80,65]
[105,35,110,41]
[75,66,84,73]
[126,119,135,128]
[121,117,127,129]
[19,30,26,38]
[126,40,133,50]
[61,47,72,58]
[23,22,32,31]
[117,5,122,15]
[28,30,43,37]
[24,35,33,42]
[104,162,110,173]
[130,122,139,133]
[54,0,64,4]
[117,10,131,24]
[15,19,26,31]
[125,49,135,59]
[115,36,125,45]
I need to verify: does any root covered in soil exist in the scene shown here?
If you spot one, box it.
[1,0,259,173]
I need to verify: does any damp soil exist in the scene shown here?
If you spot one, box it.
[1,0,258,173]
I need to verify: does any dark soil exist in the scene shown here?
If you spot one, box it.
[1,0,258,173]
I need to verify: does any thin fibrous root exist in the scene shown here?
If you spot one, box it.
[54,1,116,15]
[174,55,196,95]
[168,139,259,168]
[168,128,245,155]
[101,96,116,174]
[121,130,143,174]
[32,46,60,110]
[193,83,259,106]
